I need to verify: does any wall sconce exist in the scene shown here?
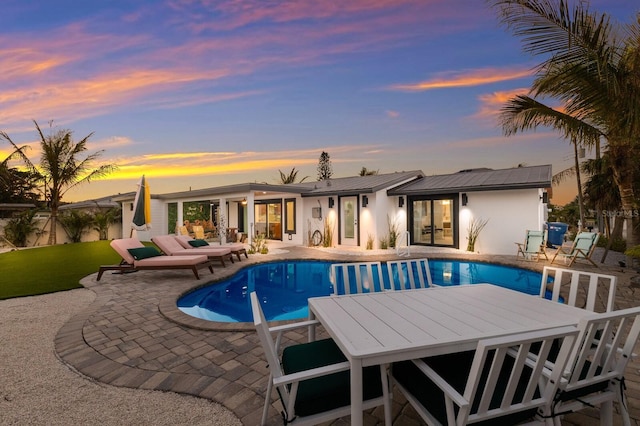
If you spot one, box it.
[541,192,549,203]
[398,196,404,208]
[362,195,369,207]
[328,197,334,208]
[241,198,247,205]
[461,193,468,206]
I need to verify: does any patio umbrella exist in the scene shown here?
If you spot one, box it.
[131,175,152,234]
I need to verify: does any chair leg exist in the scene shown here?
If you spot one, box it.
[600,400,613,426]
[380,364,392,426]
[261,374,274,426]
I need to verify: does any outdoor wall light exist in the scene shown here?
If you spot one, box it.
[328,197,334,208]
[541,192,549,203]
[241,198,247,205]
[362,195,369,207]
[398,196,404,208]
[461,193,468,206]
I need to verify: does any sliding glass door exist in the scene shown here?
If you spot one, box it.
[255,200,282,240]
[411,197,456,247]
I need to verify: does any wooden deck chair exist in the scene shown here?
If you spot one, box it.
[96,238,213,281]
[391,326,579,426]
[386,258,434,290]
[329,262,386,295]
[548,307,640,426]
[550,232,600,267]
[541,266,617,313]
[152,235,233,267]
[516,229,548,261]
[250,292,390,425]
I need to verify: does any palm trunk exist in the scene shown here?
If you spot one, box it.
[610,148,640,265]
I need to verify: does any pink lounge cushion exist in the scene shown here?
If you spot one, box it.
[170,247,232,256]
[175,235,198,249]
[224,243,246,251]
[111,238,145,264]
[152,235,190,255]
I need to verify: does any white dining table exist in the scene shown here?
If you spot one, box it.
[307,284,592,426]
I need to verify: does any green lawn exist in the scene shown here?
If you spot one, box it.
[0,241,124,299]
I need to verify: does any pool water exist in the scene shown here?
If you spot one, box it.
[178,260,546,323]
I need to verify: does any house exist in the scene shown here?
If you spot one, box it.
[115,165,550,255]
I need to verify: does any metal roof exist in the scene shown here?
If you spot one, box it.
[388,165,552,195]
[297,170,424,196]
[155,182,312,200]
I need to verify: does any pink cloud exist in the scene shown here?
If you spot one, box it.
[388,67,533,91]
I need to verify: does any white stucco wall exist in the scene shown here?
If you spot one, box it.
[458,188,547,255]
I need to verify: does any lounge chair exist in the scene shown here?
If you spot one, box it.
[175,235,248,261]
[550,232,600,267]
[515,229,548,261]
[97,238,213,281]
[151,235,233,267]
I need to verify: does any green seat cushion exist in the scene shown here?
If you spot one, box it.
[188,239,209,247]
[282,338,383,418]
[393,350,539,426]
[127,246,161,260]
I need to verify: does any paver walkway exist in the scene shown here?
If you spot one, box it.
[56,244,640,425]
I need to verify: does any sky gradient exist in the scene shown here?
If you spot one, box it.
[1,0,637,204]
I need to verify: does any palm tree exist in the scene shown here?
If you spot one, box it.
[0,121,116,245]
[491,0,640,250]
[359,167,379,176]
[278,167,309,184]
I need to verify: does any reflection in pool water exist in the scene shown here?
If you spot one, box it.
[178,260,544,323]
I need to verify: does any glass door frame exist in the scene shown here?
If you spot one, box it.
[254,198,283,241]
[408,194,458,248]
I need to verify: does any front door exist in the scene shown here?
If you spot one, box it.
[340,196,358,246]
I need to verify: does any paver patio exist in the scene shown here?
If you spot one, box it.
[55,244,640,425]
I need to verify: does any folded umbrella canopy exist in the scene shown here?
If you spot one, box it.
[131,175,152,232]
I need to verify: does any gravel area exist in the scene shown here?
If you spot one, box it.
[0,288,241,426]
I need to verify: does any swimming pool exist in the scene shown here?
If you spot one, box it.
[177,260,545,323]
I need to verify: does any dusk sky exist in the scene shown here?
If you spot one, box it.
[1,0,637,204]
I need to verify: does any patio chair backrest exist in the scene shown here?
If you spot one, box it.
[562,307,640,399]
[330,262,385,295]
[176,225,189,236]
[110,238,144,264]
[463,326,579,424]
[151,235,187,255]
[386,258,433,290]
[192,225,205,239]
[541,266,617,312]
[571,232,599,258]
[524,230,546,253]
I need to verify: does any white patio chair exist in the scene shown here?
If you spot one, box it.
[329,261,386,295]
[250,292,390,425]
[540,266,617,312]
[386,258,434,290]
[391,326,579,425]
[548,307,640,426]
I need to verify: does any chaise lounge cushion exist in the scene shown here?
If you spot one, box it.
[281,338,383,417]
[111,238,208,266]
[154,235,232,257]
[128,246,162,260]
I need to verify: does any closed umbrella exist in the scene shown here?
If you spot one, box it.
[131,175,151,234]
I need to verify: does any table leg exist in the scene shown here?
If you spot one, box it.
[351,358,363,426]
[308,311,316,343]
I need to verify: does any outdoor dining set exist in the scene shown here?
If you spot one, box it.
[250,258,640,426]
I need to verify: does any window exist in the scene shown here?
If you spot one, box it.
[410,196,457,247]
[285,198,296,234]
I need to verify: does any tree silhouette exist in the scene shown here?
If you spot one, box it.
[317,151,333,181]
